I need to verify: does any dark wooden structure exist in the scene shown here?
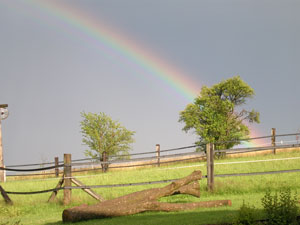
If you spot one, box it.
[0,185,13,205]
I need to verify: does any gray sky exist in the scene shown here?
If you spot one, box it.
[0,0,299,165]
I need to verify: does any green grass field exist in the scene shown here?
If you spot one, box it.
[1,150,300,225]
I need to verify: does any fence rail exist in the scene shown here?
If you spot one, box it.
[4,168,300,196]
[4,143,299,175]
[5,144,300,176]
[1,130,300,204]
[0,164,64,172]
[5,131,300,168]
[1,144,299,178]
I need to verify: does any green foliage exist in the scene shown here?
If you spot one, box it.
[179,76,260,150]
[233,201,258,225]
[80,112,135,159]
[261,188,299,225]
[234,188,299,225]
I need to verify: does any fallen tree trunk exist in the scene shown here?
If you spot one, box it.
[63,170,231,222]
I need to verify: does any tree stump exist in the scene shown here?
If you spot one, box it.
[62,170,231,222]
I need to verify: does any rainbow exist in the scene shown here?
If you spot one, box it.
[26,1,263,146]
[241,124,268,147]
[28,0,199,102]
[241,138,267,148]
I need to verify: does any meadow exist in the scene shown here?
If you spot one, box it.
[1,149,300,225]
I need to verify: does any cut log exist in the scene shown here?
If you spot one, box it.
[63,170,231,222]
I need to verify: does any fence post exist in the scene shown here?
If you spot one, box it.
[156,144,160,167]
[3,166,5,182]
[206,143,214,191]
[55,157,59,177]
[0,119,4,182]
[271,128,276,154]
[63,154,71,205]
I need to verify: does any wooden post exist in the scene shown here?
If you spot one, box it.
[206,143,214,191]
[0,185,12,205]
[63,154,72,205]
[271,128,276,154]
[156,144,160,167]
[0,104,8,183]
[3,166,6,182]
[0,119,4,182]
[55,157,59,177]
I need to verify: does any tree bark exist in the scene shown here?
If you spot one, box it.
[101,151,109,173]
[62,170,231,222]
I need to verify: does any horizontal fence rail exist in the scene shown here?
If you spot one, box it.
[214,169,300,178]
[71,151,204,167]
[70,156,205,174]
[0,164,64,172]
[5,187,63,195]
[212,132,300,145]
[4,132,300,169]
[6,171,63,177]
[3,168,300,195]
[216,143,300,154]
[3,139,300,177]
[3,143,299,175]
[6,161,57,168]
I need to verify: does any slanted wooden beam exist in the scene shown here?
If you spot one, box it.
[0,185,13,205]
[48,178,64,203]
[71,178,105,202]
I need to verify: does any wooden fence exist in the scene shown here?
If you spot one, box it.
[1,130,300,204]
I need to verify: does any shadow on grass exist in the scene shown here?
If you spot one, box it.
[44,209,243,225]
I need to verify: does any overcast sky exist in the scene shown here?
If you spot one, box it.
[0,0,299,166]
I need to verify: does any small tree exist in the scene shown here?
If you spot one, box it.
[179,76,260,151]
[80,112,135,171]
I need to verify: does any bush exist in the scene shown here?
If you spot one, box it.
[261,188,299,225]
[235,189,299,225]
[233,201,258,225]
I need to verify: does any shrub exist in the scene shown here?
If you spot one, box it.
[261,188,299,225]
[233,201,258,225]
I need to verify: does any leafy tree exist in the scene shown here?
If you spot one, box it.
[179,76,260,150]
[80,112,135,163]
